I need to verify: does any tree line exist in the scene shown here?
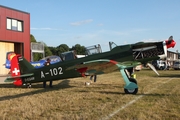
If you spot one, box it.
[30,34,86,61]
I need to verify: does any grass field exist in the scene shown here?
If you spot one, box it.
[0,69,180,120]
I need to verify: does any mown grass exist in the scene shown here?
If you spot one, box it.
[0,69,180,120]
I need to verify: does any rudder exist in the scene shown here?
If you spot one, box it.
[10,54,34,86]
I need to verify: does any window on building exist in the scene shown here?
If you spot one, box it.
[7,18,23,32]
[7,18,11,29]
[17,21,22,31]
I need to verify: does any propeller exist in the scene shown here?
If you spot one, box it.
[147,63,159,76]
[166,36,176,49]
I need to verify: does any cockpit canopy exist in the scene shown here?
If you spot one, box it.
[85,42,118,56]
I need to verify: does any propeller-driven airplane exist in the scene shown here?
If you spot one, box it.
[4,36,176,94]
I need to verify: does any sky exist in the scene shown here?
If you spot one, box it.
[1,0,180,52]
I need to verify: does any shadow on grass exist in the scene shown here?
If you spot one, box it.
[98,92,180,96]
[0,80,75,102]
[137,93,180,97]
[98,91,125,95]
[0,79,73,89]
[77,89,180,96]
[77,89,125,95]
[158,74,180,78]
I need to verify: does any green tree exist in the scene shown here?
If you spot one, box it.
[56,44,69,55]
[71,44,86,55]
[48,46,57,55]
[30,34,37,42]
[44,44,52,57]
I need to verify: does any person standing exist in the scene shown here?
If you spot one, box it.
[43,58,53,88]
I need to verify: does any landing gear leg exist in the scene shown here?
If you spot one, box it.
[90,75,97,82]
[120,69,138,94]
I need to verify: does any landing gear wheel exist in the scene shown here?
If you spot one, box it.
[124,88,138,94]
[27,84,32,88]
[124,78,138,94]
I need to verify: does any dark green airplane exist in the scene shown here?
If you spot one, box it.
[5,36,176,94]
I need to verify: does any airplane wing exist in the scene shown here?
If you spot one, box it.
[4,73,34,82]
[66,59,141,75]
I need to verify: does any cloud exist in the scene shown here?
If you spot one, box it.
[74,36,82,39]
[97,23,104,26]
[98,29,128,36]
[130,28,149,32]
[31,27,63,30]
[70,19,93,26]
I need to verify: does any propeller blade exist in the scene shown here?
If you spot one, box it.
[147,63,159,76]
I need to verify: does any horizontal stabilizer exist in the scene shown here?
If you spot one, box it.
[4,73,34,82]
[4,78,15,82]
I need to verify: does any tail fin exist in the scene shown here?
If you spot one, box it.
[11,54,35,74]
[10,54,34,86]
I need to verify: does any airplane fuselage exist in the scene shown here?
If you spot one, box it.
[21,41,167,84]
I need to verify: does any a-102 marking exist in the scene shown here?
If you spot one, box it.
[41,67,63,78]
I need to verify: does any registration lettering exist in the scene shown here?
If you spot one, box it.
[41,67,63,78]
[24,77,35,82]
[41,71,45,78]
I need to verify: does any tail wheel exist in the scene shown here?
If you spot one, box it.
[27,84,32,88]
[124,78,138,94]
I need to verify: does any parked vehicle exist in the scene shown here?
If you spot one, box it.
[135,65,142,71]
[152,60,166,70]
[173,60,180,70]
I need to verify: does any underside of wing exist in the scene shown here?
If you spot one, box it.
[66,59,141,76]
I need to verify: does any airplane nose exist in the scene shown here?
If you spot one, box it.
[166,39,176,48]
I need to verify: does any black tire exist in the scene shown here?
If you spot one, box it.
[124,78,138,94]
[160,66,163,70]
